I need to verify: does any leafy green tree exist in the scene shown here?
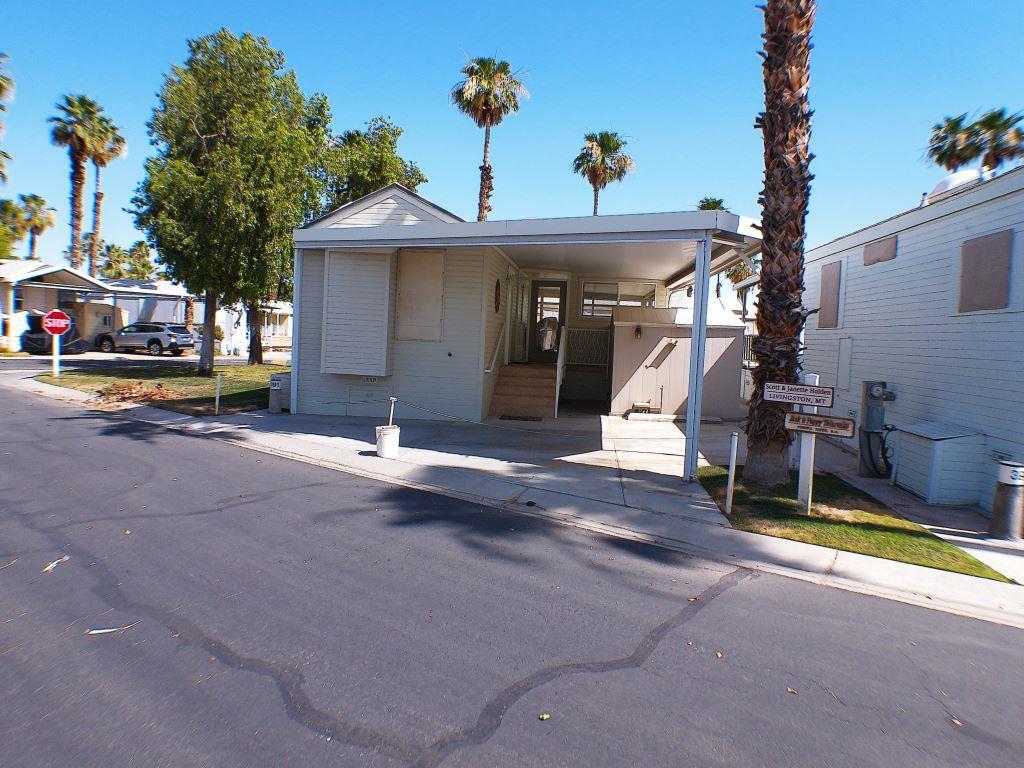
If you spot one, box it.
[0,198,27,258]
[975,108,1024,172]
[49,95,104,269]
[926,114,982,172]
[697,196,727,210]
[572,131,635,215]
[0,53,12,183]
[132,29,317,375]
[88,115,126,276]
[19,193,55,259]
[321,117,426,210]
[451,57,528,221]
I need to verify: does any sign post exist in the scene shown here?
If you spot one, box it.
[796,373,819,514]
[42,309,72,378]
[765,377,853,515]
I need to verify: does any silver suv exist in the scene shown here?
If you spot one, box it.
[96,322,195,356]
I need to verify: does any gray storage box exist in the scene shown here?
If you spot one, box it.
[892,421,984,506]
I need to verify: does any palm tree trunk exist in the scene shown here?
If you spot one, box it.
[28,231,37,260]
[198,290,218,377]
[477,124,493,222]
[184,296,195,333]
[744,0,816,487]
[592,184,600,216]
[247,301,264,365]
[68,148,86,270]
[89,164,103,277]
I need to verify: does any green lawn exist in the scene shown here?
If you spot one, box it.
[38,363,287,416]
[698,465,1010,582]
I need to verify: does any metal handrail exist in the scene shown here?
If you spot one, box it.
[554,325,567,418]
[484,321,507,374]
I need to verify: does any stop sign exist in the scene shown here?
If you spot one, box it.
[42,309,72,336]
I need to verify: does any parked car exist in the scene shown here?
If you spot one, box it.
[95,322,195,356]
[20,314,90,355]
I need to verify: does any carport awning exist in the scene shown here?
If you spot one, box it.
[293,209,761,284]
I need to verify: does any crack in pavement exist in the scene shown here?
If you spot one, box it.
[413,567,751,768]
[5,410,752,767]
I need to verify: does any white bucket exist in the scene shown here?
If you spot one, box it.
[375,425,400,459]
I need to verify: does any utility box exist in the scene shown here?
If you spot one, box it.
[268,373,291,413]
[892,421,984,506]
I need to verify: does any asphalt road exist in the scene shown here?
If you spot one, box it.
[1,387,1023,768]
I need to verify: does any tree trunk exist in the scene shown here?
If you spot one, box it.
[743,0,816,487]
[198,290,218,377]
[477,124,493,222]
[184,296,195,333]
[68,148,86,270]
[89,165,103,277]
[247,301,264,365]
[28,231,37,260]
[592,184,600,216]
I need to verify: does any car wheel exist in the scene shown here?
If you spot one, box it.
[171,350,184,356]
[99,338,115,353]
[147,340,163,356]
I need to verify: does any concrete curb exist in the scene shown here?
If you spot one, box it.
[6,371,1024,629]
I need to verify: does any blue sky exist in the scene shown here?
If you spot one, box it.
[3,1,1022,265]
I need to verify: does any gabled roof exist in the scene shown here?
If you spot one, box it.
[301,183,464,229]
[0,259,111,291]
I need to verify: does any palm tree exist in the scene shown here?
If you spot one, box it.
[571,132,635,215]
[99,243,128,279]
[0,53,12,183]
[926,114,982,172]
[744,0,817,487]
[451,57,528,221]
[18,194,55,259]
[974,108,1024,173]
[49,94,103,270]
[87,116,126,276]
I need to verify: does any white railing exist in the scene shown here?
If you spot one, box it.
[565,327,610,367]
[484,321,507,374]
[554,325,567,418]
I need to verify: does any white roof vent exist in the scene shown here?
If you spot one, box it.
[926,169,981,203]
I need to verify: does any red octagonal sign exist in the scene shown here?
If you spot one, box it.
[42,309,72,335]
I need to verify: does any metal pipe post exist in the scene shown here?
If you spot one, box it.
[214,372,223,416]
[725,431,740,515]
[388,396,397,426]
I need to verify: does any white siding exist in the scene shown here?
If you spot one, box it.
[802,170,1024,510]
[295,248,486,420]
[321,250,392,376]
[328,196,440,228]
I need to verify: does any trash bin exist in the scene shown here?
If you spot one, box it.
[375,425,400,459]
[989,460,1023,540]
[268,373,291,413]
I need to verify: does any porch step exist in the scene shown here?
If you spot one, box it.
[498,364,556,380]
[493,379,555,398]
[489,364,557,419]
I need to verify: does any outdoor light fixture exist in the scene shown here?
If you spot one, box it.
[634,325,642,340]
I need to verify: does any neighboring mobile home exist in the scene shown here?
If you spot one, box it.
[0,260,113,351]
[290,184,761,479]
[802,166,1024,511]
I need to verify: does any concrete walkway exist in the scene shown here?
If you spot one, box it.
[6,371,1024,629]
